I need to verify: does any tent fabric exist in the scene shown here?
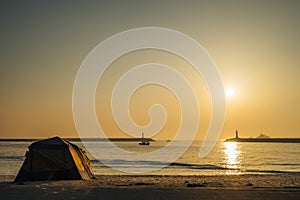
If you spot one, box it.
[14,137,95,182]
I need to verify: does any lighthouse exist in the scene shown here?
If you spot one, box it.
[235,130,239,139]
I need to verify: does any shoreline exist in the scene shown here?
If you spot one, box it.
[2,174,300,187]
[1,174,300,199]
[0,138,155,142]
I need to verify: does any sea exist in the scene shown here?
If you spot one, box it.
[0,140,299,176]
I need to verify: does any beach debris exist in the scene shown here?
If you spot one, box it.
[133,182,153,186]
[186,181,208,187]
[115,184,133,186]
[245,182,253,186]
[115,182,153,187]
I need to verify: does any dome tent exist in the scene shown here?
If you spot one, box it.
[14,137,95,182]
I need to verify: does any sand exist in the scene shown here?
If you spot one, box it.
[1,174,300,200]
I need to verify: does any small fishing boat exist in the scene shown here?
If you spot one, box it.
[139,132,150,145]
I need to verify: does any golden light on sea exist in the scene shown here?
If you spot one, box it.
[223,142,241,174]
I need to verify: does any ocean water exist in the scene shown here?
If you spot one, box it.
[0,140,299,176]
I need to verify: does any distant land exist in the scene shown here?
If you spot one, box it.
[225,131,300,143]
[0,138,155,142]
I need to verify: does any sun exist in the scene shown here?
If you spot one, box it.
[226,88,235,97]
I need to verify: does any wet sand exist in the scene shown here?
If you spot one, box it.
[1,174,300,200]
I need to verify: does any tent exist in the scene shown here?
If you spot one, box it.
[14,136,95,182]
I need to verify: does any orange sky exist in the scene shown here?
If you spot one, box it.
[0,1,299,139]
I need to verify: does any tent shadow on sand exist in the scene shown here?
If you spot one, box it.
[14,136,95,182]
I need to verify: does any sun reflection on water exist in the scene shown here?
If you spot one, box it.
[223,142,241,174]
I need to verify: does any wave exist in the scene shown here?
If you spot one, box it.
[263,163,300,166]
[0,155,24,160]
[91,159,300,174]
[91,159,231,170]
[245,169,300,174]
[169,162,227,170]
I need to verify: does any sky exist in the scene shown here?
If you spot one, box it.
[0,0,299,139]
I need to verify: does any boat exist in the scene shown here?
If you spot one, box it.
[139,132,150,145]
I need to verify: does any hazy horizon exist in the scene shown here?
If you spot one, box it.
[0,1,299,140]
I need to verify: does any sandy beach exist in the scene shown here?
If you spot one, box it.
[1,174,299,200]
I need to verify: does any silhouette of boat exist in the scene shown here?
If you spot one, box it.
[139,132,150,145]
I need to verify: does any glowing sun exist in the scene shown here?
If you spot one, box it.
[226,88,235,97]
